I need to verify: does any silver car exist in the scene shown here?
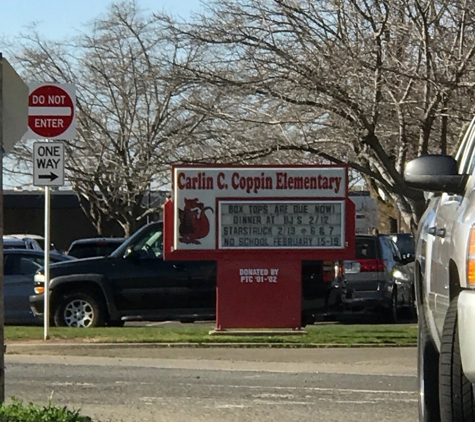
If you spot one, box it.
[3,249,73,324]
[404,121,475,421]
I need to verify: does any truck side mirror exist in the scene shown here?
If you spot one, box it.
[404,155,467,194]
[124,247,139,260]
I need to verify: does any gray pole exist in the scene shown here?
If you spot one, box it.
[43,186,50,340]
[0,52,6,403]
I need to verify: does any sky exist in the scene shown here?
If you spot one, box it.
[0,0,203,41]
[0,0,203,189]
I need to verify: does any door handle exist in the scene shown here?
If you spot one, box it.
[428,226,436,235]
[436,228,446,238]
[447,195,462,202]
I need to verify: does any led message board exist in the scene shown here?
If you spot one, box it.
[219,200,344,249]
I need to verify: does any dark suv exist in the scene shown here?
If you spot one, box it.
[30,221,345,327]
[342,234,414,322]
[389,233,415,262]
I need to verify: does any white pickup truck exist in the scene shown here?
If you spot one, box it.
[404,117,475,421]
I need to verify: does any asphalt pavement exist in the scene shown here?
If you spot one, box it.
[4,345,418,421]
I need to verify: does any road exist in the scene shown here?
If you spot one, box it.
[4,346,418,421]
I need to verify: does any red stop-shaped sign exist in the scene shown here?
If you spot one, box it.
[28,85,74,138]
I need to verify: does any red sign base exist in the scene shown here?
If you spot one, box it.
[216,258,302,330]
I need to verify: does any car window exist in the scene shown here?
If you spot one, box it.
[379,236,394,262]
[68,243,121,259]
[355,238,376,259]
[3,255,39,275]
[4,253,68,275]
[390,234,415,257]
[19,257,42,274]
[3,242,26,250]
[388,239,402,262]
[36,239,45,250]
[3,255,18,275]
[466,140,475,175]
[458,119,475,173]
[132,230,163,258]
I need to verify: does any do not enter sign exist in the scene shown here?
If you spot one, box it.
[23,83,76,140]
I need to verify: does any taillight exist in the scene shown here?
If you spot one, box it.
[467,227,475,286]
[358,259,385,272]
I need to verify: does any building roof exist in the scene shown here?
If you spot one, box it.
[3,190,169,210]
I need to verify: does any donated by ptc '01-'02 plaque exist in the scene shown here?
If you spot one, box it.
[219,200,345,249]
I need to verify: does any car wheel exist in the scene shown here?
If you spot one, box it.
[409,286,418,322]
[418,303,440,421]
[384,288,398,323]
[54,291,106,328]
[439,297,475,421]
[402,286,417,322]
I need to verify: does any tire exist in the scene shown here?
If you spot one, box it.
[384,287,399,323]
[439,297,475,421]
[418,303,440,421]
[54,291,106,328]
[402,286,418,322]
[409,286,418,322]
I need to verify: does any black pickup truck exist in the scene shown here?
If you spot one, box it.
[30,222,345,327]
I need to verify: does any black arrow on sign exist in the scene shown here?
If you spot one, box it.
[38,172,58,181]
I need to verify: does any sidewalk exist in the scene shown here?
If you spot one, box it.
[5,343,418,376]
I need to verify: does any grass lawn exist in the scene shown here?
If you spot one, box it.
[4,323,417,346]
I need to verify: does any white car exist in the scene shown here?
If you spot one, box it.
[404,116,475,421]
[3,236,43,251]
[5,234,56,251]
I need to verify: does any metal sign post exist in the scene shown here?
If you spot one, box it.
[33,142,65,340]
[44,186,51,340]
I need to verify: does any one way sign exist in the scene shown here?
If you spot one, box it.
[33,142,64,186]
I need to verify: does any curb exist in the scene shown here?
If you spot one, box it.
[5,342,418,349]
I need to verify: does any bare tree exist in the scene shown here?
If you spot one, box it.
[164,0,475,229]
[4,1,209,236]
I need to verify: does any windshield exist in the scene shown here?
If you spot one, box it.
[390,234,415,256]
[110,222,163,258]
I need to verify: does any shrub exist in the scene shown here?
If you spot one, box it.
[0,399,95,422]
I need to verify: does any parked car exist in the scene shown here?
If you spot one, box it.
[389,232,416,313]
[389,232,415,262]
[6,234,57,251]
[342,234,415,322]
[3,249,74,325]
[66,237,125,259]
[30,221,346,328]
[3,237,42,251]
[404,141,475,419]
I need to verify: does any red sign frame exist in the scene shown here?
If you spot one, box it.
[163,164,355,331]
